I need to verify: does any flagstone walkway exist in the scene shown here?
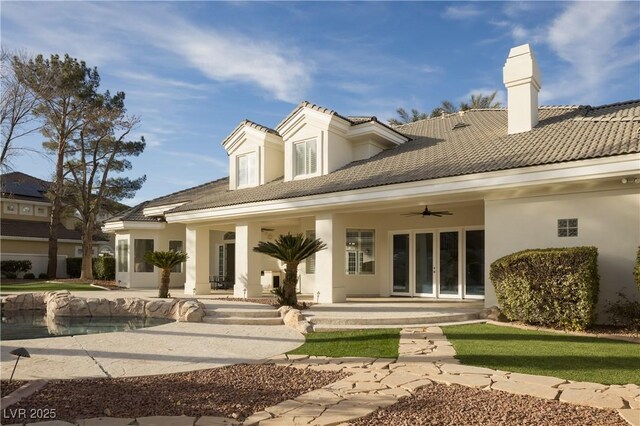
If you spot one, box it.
[6,327,640,425]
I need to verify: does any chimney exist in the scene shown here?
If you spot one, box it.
[503,44,541,134]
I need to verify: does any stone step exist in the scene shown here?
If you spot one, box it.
[203,308,280,318]
[313,319,486,332]
[306,312,480,326]
[202,316,284,325]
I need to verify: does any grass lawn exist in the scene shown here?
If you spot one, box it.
[0,281,105,293]
[442,323,640,385]
[288,329,401,359]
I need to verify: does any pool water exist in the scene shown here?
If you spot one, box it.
[1,310,172,340]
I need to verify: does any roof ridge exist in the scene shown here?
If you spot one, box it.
[149,176,229,205]
[584,99,640,111]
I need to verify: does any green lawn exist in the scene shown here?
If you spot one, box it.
[0,281,105,293]
[442,323,640,385]
[288,329,401,359]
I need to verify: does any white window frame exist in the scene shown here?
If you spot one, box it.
[294,138,318,177]
[117,239,129,273]
[345,229,375,275]
[237,152,257,188]
[134,239,155,273]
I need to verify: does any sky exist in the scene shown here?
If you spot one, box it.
[2,1,639,207]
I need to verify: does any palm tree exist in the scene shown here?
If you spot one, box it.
[253,233,326,306]
[388,107,429,125]
[431,91,502,117]
[143,250,188,298]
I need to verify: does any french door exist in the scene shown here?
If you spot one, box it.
[391,229,484,299]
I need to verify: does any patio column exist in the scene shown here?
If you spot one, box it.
[185,225,210,295]
[234,222,262,298]
[315,213,346,303]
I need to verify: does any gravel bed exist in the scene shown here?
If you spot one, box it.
[2,364,345,424]
[351,383,626,426]
[1,380,26,398]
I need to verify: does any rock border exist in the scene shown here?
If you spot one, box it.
[1,291,205,323]
[278,306,313,334]
[0,379,48,410]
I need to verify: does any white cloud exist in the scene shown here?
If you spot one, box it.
[2,2,312,103]
[542,1,640,103]
[443,5,483,20]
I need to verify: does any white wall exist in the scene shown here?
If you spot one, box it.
[485,188,640,319]
[0,253,66,277]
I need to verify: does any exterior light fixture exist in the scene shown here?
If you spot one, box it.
[316,291,321,303]
[9,347,30,382]
[622,178,629,184]
[243,287,247,300]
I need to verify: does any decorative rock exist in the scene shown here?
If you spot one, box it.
[76,418,134,426]
[48,294,90,317]
[508,372,567,388]
[241,411,272,426]
[136,415,196,425]
[3,292,37,310]
[194,416,240,425]
[111,298,147,317]
[430,373,492,388]
[178,300,205,322]
[86,298,112,316]
[283,309,313,334]
[144,299,176,318]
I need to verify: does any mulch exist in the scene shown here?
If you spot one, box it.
[351,382,627,426]
[1,364,345,424]
[0,381,26,398]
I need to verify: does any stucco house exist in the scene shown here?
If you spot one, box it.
[103,44,640,316]
[1,171,117,277]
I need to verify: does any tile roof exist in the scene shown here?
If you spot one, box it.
[1,172,50,201]
[1,219,108,241]
[109,100,640,221]
[221,119,280,147]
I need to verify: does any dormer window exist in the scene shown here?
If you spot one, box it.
[237,152,257,187]
[294,139,317,177]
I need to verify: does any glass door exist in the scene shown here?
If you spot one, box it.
[438,231,461,297]
[415,232,435,296]
[392,233,411,294]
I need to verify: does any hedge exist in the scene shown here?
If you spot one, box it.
[490,247,599,331]
[0,260,32,278]
[93,256,115,280]
[66,257,115,280]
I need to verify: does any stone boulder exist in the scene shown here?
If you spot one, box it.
[110,298,146,317]
[283,309,313,334]
[145,299,178,319]
[2,293,36,311]
[86,298,112,317]
[480,305,507,321]
[47,294,90,317]
[177,300,205,322]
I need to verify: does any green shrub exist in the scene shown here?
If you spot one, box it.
[606,293,640,330]
[635,247,640,292]
[0,260,32,278]
[38,273,49,280]
[93,256,115,280]
[23,273,36,279]
[66,257,82,278]
[490,247,599,331]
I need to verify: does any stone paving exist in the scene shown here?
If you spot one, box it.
[5,326,640,425]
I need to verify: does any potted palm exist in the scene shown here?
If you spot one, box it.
[143,250,188,298]
[253,233,326,306]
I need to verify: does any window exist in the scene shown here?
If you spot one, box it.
[169,240,183,273]
[294,139,317,177]
[117,240,129,273]
[134,239,154,272]
[465,230,484,296]
[306,231,316,274]
[558,218,578,237]
[345,229,375,274]
[218,245,225,277]
[237,152,257,187]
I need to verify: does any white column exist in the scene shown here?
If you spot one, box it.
[315,213,346,303]
[234,222,262,298]
[185,226,210,295]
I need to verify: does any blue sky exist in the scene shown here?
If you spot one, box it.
[2,1,639,206]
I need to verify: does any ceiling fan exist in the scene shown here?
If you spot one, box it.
[402,205,453,218]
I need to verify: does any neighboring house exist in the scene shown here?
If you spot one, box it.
[103,44,640,317]
[0,171,119,277]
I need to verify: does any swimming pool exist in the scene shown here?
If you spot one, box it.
[1,310,172,340]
